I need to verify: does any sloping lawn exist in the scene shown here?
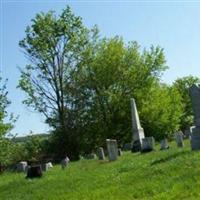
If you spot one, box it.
[1,139,200,200]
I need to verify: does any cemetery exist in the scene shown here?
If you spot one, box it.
[1,2,200,200]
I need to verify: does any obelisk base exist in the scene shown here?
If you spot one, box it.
[131,140,142,152]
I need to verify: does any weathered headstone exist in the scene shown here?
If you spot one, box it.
[141,137,155,152]
[190,84,200,150]
[26,165,42,178]
[130,98,145,152]
[118,148,123,156]
[97,147,105,160]
[106,139,118,161]
[61,156,70,169]
[47,162,53,168]
[41,162,53,171]
[175,132,184,147]
[84,153,97,160]
[123,143,132,151]
[16,161,27,172]
[160,139,169,150]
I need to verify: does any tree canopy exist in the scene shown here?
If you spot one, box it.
[18,6,192,159]
[0,77,15,168]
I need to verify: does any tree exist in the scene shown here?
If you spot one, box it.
[0,77,14,170]
[18,6,96,159]
[139,83,183,140]
[173,75,200,131]
[19,6,184,157]
[72,38,178,148]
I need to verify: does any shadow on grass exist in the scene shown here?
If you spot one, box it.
[151,151,191,165]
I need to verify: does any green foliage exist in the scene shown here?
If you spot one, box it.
[18,6,95,159]
[0,77,15,167]
[23,135,43,162]
[140,83,183,140]
[18,5,187,158]
[1,140,200,200]
[10,134,50,164]
[173,76,200,131]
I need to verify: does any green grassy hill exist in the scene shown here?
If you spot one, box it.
[1,139,200,200]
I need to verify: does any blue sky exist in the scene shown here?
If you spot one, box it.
[1,1,200,136]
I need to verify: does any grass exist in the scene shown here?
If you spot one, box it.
[1,139,200,200]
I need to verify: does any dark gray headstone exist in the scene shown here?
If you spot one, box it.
[141,137,155,152]
[106,139,118,161]
[189,84,200,150]
[26,165,42,178]
[190,84,200,126]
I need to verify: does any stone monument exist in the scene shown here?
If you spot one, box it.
[26,165,43,178]
[175,132,184,148]
[130,98,145,152]
[16,161,27,173]
[160,139,169,150]
[189,84,200,150]
[41,162,53,171]
[61,156,70,169]
[141,137,155,152]
[118,148,123,156]
[97,147,105,160]
[106,139,118,161]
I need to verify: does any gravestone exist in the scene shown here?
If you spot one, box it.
[190,84,200,150]
[61,156,70,169]
[41,162,53,171]
[84,153,97,160]
[97,147,105,160]
[160,139,169,150]
[47,162,53,168]
[118,148,123,156]
[141,137,155,152]
[26,165,42,178]
[123,143,132,151]
[16,161,27,172]
[175,132,184,147]
[106,139,118,161]
[130,98,145,152]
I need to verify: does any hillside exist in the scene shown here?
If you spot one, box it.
[1,139,200,200]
